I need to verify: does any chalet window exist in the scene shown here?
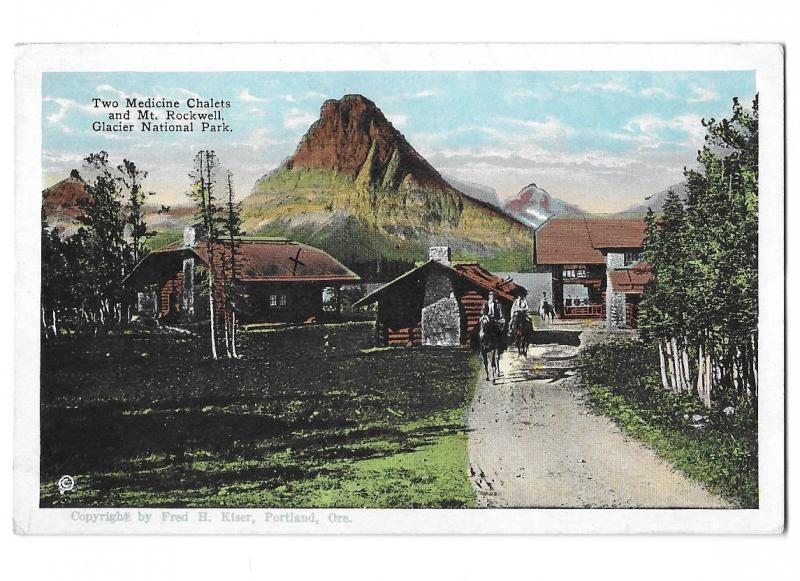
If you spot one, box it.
[562,266,588,279]
[270,293,288,308]
[624,251,644,265]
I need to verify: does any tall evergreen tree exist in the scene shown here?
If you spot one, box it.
[222,170,244,358]
[76,151,131,329]
[640,96,758,411]
[118,159,155,265]
[188,150,224,359]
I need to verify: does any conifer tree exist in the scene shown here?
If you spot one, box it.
[640,96,758,411]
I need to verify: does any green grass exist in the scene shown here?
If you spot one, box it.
[146,230,183,250]
[40,323,478,508]
[578,340,758,508]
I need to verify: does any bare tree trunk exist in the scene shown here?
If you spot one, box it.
[222,312,232,359]
[696,342,705,404]
[696,341,712,408]
[208,276,218,360]
[231,311,239,359]
[680,337,692,391]
[658,339,671,391]
[52,309,57,337]
[41,305,49,338]
[669,337,684,393]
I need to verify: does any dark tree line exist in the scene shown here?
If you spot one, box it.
[41,152,155,337]
[640,96,758,413]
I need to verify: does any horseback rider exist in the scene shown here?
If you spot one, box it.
[539,291,554,323]
[509,288,530,335]
[483,292,506,334]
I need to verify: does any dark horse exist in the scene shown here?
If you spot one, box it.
[539,300,556,325]
[478,312,505,381]
[510,309,533,357]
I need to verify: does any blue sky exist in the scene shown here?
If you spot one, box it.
[42,71,755,212]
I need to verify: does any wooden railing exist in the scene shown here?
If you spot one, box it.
[562,303,605,318]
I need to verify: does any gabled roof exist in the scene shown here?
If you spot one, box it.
[535,215,647,265]
[608,262,653,294]
[352,260,521,307]
[454,263,519,300]
[127,238,360,284]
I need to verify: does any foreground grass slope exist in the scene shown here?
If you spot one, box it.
[40,323,477,508]
[577,339,758,508]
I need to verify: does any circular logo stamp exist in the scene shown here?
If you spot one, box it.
[57,475,75,495]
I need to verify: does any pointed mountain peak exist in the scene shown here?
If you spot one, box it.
[280,94,449,193]
[503,182,585,228]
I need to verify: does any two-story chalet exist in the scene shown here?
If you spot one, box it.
[534,215,653,328]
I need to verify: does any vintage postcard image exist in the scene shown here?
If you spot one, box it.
[14,44,784,534]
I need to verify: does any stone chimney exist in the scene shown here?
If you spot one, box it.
[183,225,196,248]
[183,223,207,247]
[429,246,452,266]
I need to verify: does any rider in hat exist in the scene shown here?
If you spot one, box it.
[484,292,506,332]
[509,287,530,335]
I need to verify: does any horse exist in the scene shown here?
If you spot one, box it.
[478,314,504,381]
[539,300,555,325]
[510,309,533,357]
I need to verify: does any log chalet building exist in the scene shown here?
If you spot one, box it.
[353,247,522,347]
[534,215,653,328]
[126,227,360,325]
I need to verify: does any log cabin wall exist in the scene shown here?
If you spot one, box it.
[375,276,425,347]
[160,271,184,319]
[456,287,488,346]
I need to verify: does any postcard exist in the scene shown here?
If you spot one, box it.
[14,43,784,534]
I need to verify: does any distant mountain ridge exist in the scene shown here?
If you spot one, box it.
[244,94,532,271]
[624,181,688,213]
[443,174,502,209]
[43,169,89,221]
[503,182,585,228]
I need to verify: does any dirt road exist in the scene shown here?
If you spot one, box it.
[467,345,730,508]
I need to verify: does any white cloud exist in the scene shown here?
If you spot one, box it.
[620,113,706,148]
[281,91,328,103]
[174,87,203,100]
[510,89,550,100]
[640,87,673,99]
[283,108,316,130]
[497,116,575,141]
[410,89,440,98]
[43,97,96,133]
[385,113,408,128]
[239,89,268,103]
[240,127,280,151]
[96,84,126,97]
[560,81,630,94]
[687,86,719,103]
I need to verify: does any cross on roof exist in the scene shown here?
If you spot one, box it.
[289,247,305,275]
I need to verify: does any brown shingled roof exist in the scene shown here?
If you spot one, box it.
[608,262,653,294]
[353,260,521,307]
[131,238,360,284]
[535,216,647,265]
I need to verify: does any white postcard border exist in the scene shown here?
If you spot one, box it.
[14,43,785,534]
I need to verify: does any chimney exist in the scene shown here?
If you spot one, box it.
[183,225,196,248]
[429,246,452,267]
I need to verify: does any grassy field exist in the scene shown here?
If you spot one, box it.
[40,323,478,508]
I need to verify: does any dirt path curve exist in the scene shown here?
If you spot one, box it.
[467,345,730,508]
